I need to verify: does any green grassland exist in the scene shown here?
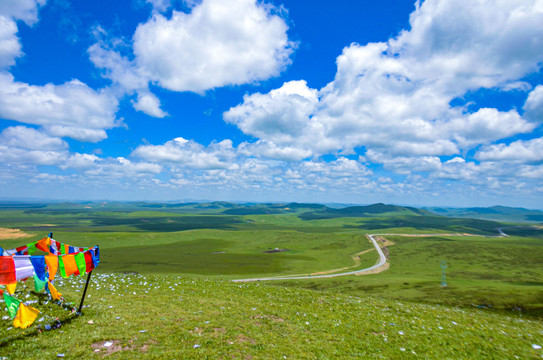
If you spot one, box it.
[1,275,542,359]
[278,234,543,314]
[1,202,542,358]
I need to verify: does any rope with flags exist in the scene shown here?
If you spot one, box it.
[0,234,99,329]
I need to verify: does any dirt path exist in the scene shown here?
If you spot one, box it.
[310,248,376,276]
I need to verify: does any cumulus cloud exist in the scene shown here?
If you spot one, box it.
[476,137,543,163]
[133,0,294,93]
[0,126,67,151]
[83,157,162,178]
[445,108,535,148]
[225,80,318,143]
[225,0,543,175]
[524,85,543,123]
[0,0,45,26]
[0,16,21,68]
[0,0,45,69]
[89,0,295,117]
[0,74,119,142]
[132,91,168,118]
[0,126,68,166]
[132,137,238,170]
[237,141,312,161]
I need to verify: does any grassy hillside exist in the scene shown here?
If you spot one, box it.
[1,275,542,359]
[277,234,543,314]
[299,203,430,220]
[1,202,543,358]
[427,205,543,223]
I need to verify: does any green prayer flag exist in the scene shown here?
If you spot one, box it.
[27,244,37,255]
[74,253,86,276]
[58,255,67,278]
[3,292,21,320]
[34,274,47,292]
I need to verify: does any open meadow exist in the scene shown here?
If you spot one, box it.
[0,202,542,358]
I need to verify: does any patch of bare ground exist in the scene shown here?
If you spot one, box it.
[91,339,154,356]
[263,248,289,253]
[311,248,376,276]
[356,261,390,275]
[0,227,31,240]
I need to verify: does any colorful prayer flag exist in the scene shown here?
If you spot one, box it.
[30,256,46,281]
[13,303,40,329]
[13,255,34,281]
[0,257,16,285]
[35,237,50,252]
[6,282,16,295]
[45,255,58,281]
[3,292,21,319]
[34,274,47,292]
[84,251,94,273]
[47,281,62,300]
[74,253,86,276]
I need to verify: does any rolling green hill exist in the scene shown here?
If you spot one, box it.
[427,205,543,222]
[299,203,432,220]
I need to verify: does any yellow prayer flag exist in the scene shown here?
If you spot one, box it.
[47,281,62,300]
[6,282,16,295]
[13,303,40,329]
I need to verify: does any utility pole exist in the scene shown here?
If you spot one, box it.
[441,261,447,287]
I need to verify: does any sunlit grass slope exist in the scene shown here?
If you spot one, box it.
[1,274,542,359]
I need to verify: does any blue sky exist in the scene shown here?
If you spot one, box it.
[1,0,543,208]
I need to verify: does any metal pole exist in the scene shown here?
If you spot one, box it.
[78,270,93,314]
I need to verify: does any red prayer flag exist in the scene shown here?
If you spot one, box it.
[0,257,16,285]
[84,251,94,273]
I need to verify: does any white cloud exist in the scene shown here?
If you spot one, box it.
[366,150,442,175]
[476,137,543,163]
[238,140,312,161]
[389,0,543,94]
[225,80,318,143]
[0,74,119,142]
[145,0,172,13]
[90,0,295,108]
[524,85,543,123]
[132,0,294,93]
[0,0,45,26]
[0,145,67,166]
[132,137,238,170]
[61,153,100,170]
[0,16,21,68]
[500,81,532,92]
[88,41,148,91]
[0,126,69,166]
[0,126,67,150]
[445,108,535,148]
[132,91,168,118]
[225,0,543,170]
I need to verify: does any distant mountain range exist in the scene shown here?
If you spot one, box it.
[0,200,541,223]
[426,206,543,222]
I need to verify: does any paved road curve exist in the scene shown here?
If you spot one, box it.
[232,230,509,283]
[232,234,386,282]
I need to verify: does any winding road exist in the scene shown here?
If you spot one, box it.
[232,230,508,283]
[232,234,387,282]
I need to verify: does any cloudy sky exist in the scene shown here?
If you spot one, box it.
[1,0,542,208]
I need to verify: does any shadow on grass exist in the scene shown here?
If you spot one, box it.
[0,292,82,348]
